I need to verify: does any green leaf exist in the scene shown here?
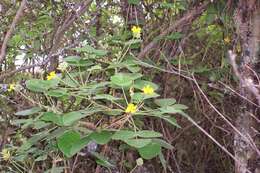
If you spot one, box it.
[64,56,93,67]
[33,120,50,129]
[126,65,141,73]
[12,119,33,125]
[63,56,80,63]
[15,107,42,116]
[46,127,69,141]
[70,136,91,155]
[90,131,113,144]
[62,111,86,126]
[171,104,188,110]
[136,130,162,138]
[132,92,159,103]
[19,131,49,151]
[154,98,176,107]
[131,92,145,102]
[57,130,81,158]
[41,112,63,126]
[124,138,151,148]
[42,110,94,127]
[160,116,180,128]
[110,73,142,87]
[73,45,107,57]
[63,74,80,87]
[112,130,136,140]
[134,80,159,91]
[26,79,59,92]
[159,105,187,114]
[92,152,115,168]
[138,142,161,160]
[93,94,121,101]
[57,131,91,158]
[152,139,173,149]
[112,130,161,141]
[9,34,23,46]
[47,89,67,97]
[159,151,167,171]
[148,112,181,128]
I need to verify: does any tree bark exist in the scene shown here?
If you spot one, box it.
[233,1,260,173]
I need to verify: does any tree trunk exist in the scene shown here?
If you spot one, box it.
[233,1,260,173]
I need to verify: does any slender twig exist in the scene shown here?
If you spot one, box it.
[228,50,260,105]
[184,113,252,173]
[192,74,260,156]
[137,2,209,59]
[0,41,79,81]
[0,0,27,64]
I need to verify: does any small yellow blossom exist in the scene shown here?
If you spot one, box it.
[142,85,154,95]
[224,36,231,44]
[47,71,57,80]
[1,148,11,161]
[125,103,137,114]
[131,26,142,39]
[7,84,15,92]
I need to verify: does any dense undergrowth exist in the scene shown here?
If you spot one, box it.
[1,1,257,173]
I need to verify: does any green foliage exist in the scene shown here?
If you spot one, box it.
[0,0,240,172]
[2,1,234,172]
[9,41,187,169]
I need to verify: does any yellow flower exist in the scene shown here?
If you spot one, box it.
[131,26,142,39]
[125,103,137,114]
[224,36,231,43]
[1,148,11,161]
[47,71,57,80]
[7,84,15,92]
[142,85,154,95]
